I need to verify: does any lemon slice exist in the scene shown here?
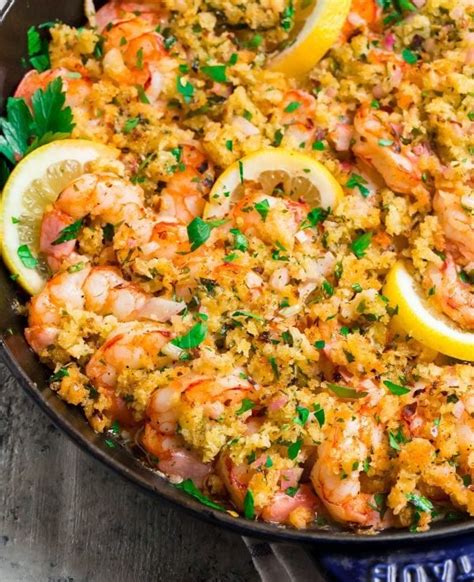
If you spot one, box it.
[384,261,474,362]
[204,148,343,219]
[269,0,351,77]
[0,140,119,295]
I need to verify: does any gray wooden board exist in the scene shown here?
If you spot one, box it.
[0,361,258,582]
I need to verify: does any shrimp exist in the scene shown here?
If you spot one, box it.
[311,418,391,528]
[141,373,254,483]
[25,265,185,353]
[157,145,215,224]
[94,1,163,31]
[277,90,318,148]
[40,172,150,270]
[231,186,309,251]
[217,453,319,528]
[341,0,382,41]
[353,105,429,203]
[423,255,474,331]
[85,322,171,426]
[456,393,474,481]
[433,188,474,267]
[14,68,92,130]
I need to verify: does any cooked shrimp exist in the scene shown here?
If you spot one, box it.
[141,423,212,486]
[341,0,382,41]
[433,188,474,267]
[14,68,92,111]
[217,453,319,528]
[456,393,474,480]
[311,418,391,528]
[424,255,474,331]
[40,172,149,270]
[25,265,184,353]
[85,322,171,425]
[231,186,309,251]
[157,145,215,224]
[95,0,163,31]
[141,373,254,482]
[277,90,318,148]
[353,105,429,202]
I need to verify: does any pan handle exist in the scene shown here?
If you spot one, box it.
[316,534,474,581]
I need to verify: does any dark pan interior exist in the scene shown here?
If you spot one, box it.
[0,0,472,545]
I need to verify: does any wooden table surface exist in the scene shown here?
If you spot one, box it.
[0,361,259,581]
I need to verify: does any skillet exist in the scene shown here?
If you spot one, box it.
[0,0,473,549]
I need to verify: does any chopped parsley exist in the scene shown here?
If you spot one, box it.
[327,383,368,399]
[346,173,370,197]
[284,101,301,113]
[176,479,225,511]
[176,76,194,103]
[313,404,325,427]
[402,48,419,64]
[230,228,248,252]
[281,0,295,31]
[171,322,207,349]
[187,216,226,251]
[300,207,328,229]
[236,398,255,416]
[201,64,228,83]
[243,490,255,519]
[406,492,434,513]
[288,439,303,460]
[17,245,38,269]
[351,232,372,259]
[123,117,140,134]
[52,219,82,245]
[254,199,270,221]
[383,380,410,396]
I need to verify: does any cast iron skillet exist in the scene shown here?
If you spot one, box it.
[1,0,472,546]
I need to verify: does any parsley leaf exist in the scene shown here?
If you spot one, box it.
[176,76,194,103]
[230,228,248,252]
[236,398,255,416]
[17,244,38,269]
[281,0,295,31]
[351,232,372,259]
[383,380,410,396]
[406,492,434,513]
[201,64,228,83]
[327,383,368,399]
[243,490,255,519]
[27,25,51,72]
[176,479,225,511]
[402,48,419,64]
[300,207,328,229]
[171,322,207,349]
[288,439,303,460]
[187,216,226,251]
[52,219,82,245]
[346,173,370,197]
[254,199,270,221]
[28,77,75,150]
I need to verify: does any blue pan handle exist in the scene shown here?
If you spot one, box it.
[316,535,474,581]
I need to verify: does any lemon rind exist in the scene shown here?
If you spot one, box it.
[269,0,352,77]
[0,139,118,295]
[384,261,474,362]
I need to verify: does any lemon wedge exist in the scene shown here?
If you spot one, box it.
[204,148,343,219]
[269,0,351,77]
[384,261,474,362]
[0,140,119,295]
